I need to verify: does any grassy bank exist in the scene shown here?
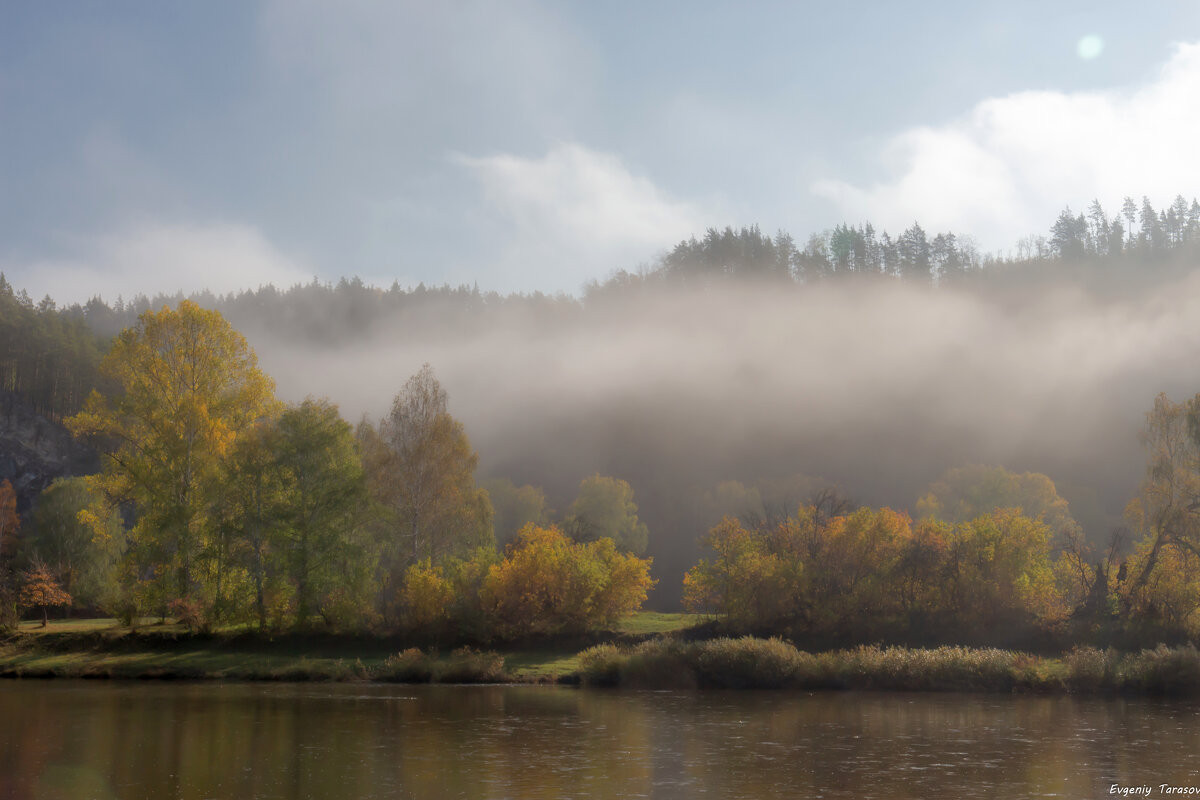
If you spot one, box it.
[8,617,1200,694]
[0,613,701,683]
[577,636,1200,694]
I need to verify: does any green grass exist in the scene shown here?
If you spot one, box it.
[616,611,703,636]
[0,619,597,682]
[503,647,583,679]
[18,617,162,635]
[19,618,1199,694]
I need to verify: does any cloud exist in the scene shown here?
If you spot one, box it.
[7,222,311,305]
[259,0,587,146]
[813,41,1200,251]
[456,143,709,291]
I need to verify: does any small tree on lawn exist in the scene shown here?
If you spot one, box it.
[20,562,72,627]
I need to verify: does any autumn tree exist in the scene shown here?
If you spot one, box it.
[944,510,1065,634]
[565,474,649,555]
[1118,393,1200,631]
[685,503,1068,642]
[396,559,455,631]
[480,524,653,637]
[683,516,805,630]
[800,506,915,636]
[20,561,71,626]
[66,301,278,619]
[367,364,492,572]
[1119,533,1200,635]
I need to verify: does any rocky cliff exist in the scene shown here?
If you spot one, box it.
[0,393,98,513]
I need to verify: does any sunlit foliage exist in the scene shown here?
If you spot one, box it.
[66,301,279,622]
[481,524,654,637]
[686,503,1069,642]
[19,561,71,626]
[683,516,805,631]
[397,559,454,631]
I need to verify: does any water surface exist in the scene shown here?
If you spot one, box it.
[2,682,1198,799]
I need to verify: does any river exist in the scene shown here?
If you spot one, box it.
[1,682,1198,799]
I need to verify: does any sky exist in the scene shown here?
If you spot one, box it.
[5,1,1200,304]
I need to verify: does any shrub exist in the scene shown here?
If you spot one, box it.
[1064,646,1119,691]
[378,647,507,683]
[577,643,626,686]
[694,637,817,689]
[397,560,454,631]
[380,648,435,682]
[1123,644,1200,694]
[480,525,653,638]
[437,647,506,683]
[167,597,204,632]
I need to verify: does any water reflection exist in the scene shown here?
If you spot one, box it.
[1,682,1199,799]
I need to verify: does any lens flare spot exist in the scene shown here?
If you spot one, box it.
[1077,35,1104,60]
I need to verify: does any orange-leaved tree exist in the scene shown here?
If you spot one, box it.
[20,561,71,627]
[481,524,653,638]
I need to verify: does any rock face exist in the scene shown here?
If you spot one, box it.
[0,393,98,514]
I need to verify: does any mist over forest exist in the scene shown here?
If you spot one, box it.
[7,201,1200,606]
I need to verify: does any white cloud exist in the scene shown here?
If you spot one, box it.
[813,41,1200,251]
[8,222,311,306]
[456,143,709,291]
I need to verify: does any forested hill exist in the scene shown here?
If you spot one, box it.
[5,195,1200,610]
[4,194,1200,359]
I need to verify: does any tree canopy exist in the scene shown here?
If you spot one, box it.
[66,300,279,614]
[917,464,1081,541]
[566,474,649,555]
[368,364,493,566]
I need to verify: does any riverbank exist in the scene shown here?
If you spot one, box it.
[5,617,1200,693]
[0,614,697,683]
[577,636,1200,694]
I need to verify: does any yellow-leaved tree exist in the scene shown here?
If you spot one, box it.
[67,301,278,623]
[683,516,805,631]
[481,524,654,637]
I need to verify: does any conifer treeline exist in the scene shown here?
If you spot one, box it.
[0,276,103,420]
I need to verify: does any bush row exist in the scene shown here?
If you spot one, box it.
[577,636,1200,694]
